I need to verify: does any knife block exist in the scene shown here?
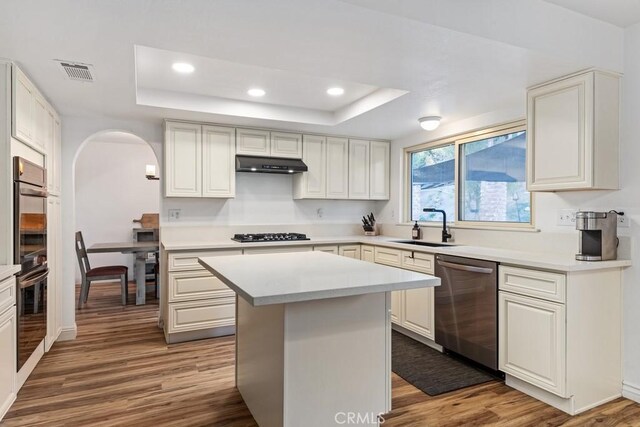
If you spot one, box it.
[364,224,379,236]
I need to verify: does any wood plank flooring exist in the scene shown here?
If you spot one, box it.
[3,282,640,426]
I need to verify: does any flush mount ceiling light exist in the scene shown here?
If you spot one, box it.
[172,62,195,73]
[248,88,266,97]
[327,87,345,96]
[419,116,441,131]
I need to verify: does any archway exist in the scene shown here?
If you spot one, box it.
[71,130,160,312]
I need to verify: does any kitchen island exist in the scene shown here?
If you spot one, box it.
[199,251,439,427]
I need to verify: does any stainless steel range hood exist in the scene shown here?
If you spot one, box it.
[235,155,308,174]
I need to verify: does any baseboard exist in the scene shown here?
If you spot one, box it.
[623,382,640,403]
[57,323,77,341]
[165,325,235,344]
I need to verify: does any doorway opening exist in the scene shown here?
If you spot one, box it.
[73,131,160,312]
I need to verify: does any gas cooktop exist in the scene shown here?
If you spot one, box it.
[231,233,310,243]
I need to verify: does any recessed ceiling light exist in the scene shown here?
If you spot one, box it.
[327,87,345,96]
[248,88,266,97]
[172,62,194,73]
[419,116,441,131]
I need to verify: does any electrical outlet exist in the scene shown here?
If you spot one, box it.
[618,214,630,228]
[168,209,181,221]
[557,209,577,226]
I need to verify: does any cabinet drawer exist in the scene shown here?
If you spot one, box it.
[243,246,312,255]
[167,298,235,333]
[0,277,15,314]
[339,245,361,259]
[168,271,233,303]
[313,245,339,254]
[167,249,242,272]
[361,245,375,263]
[374,247,402,267]
[499,266,566,303]
[401,251,435,274]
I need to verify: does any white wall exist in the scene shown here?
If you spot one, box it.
[74,135,159,281]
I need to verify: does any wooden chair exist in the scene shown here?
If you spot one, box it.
[75,231,128,307]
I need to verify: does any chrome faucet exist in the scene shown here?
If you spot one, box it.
[423,208,452,243]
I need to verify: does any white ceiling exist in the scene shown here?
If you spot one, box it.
[543,0,640,28]
[0,0,626,140]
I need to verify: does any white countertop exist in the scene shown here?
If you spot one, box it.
[164,235,631,272]
[199,251,440,306]
[0,265,20,281]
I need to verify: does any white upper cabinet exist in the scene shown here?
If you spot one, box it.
[293,135,326,199]
[202,125,236,198]
[53,117,62,195]
[165,121,236,198]
[236,128,271,156]
[270,132,302,159]
[326,137,349,199]
[349,139,370,199]
[12,67,36,146]
[32,95,48,149]
[44,109,55,194]
[165,122,202,197]
[369,140,390,200]
[527,70,620,191]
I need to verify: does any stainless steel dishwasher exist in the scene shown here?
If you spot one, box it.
[434,254,498,370]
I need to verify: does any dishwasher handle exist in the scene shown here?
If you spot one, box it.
[437,260,494,274]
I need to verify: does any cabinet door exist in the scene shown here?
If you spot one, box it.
[12,67,35,145]
[527,73,593,191]
[499,291,567,397]
[313,245,338,254]
[338,245,361,259]
[53,117,62,195]
[164,122,202,197]
[236,128,270,156]
[270,132,302,159]
[202,125,235,198]
[32,95,48,149]
[326,137,349,199]
[402,287,434,340]
[361,245,375,263]
[0,306,16,418]
[45,110,55,194]
[348,139,370,199]
[369,141,390,200]
[46,198,59,350]
[295,135,326,198]
[390,291,402,324]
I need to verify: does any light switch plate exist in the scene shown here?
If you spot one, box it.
[618,214,630,228]
[168,209,181,221]
[557,209,577,226]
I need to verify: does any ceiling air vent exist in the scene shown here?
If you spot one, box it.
[55,60,95,82]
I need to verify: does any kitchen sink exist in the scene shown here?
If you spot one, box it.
[392,240,455,247]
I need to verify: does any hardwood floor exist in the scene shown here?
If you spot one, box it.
[3,282,640,426]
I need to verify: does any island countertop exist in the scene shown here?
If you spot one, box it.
[199,251,440,306]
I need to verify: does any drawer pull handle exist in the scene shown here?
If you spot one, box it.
[437,260,493,274]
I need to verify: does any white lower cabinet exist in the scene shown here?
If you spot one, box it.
[163,249,241,343]
[361,245,375,263]
[499,291,566,397]
[373,246,436,341]
[338,245,361,259]
[0,305,16,420]
[498,265,622,415]
[313,245,338,255]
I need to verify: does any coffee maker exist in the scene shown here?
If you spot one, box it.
[575,211,619,261]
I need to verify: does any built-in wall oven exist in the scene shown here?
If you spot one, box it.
[13,157,48,371]
[434,254,498,371]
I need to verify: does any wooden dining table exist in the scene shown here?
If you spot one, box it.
[87,241,159,305]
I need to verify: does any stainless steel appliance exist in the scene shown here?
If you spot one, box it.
[231,233,310,243]
[576,211,619,261]
[13,157,49,370]
[235,155,308,174]
[434,254,498,371]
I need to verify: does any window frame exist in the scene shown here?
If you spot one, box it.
[404,120,534,229]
